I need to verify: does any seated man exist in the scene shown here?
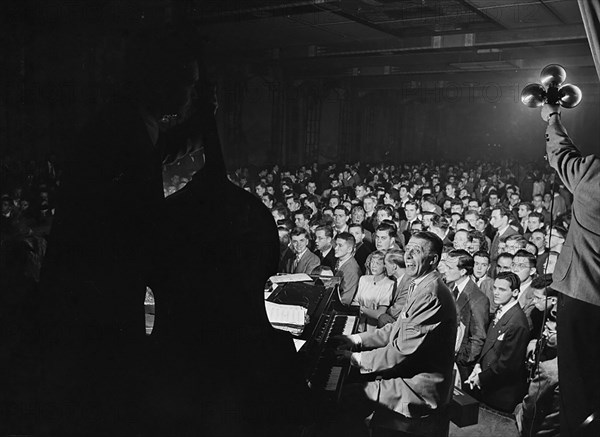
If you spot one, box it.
[332,232,457,436]
[515,274,559,437]
[333,232,362,305]
[466,272,529,413]
[314,224,337,271]
[281,227,320,274]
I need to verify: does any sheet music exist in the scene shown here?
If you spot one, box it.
[264,301,307,327]
[269,273,312,284]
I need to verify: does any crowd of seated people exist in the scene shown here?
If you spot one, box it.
[244,159,569,436]
[1,153,570,436]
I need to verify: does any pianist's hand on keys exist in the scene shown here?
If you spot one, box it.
[331,334,356,351]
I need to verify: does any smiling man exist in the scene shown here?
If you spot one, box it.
[331,231,457,435]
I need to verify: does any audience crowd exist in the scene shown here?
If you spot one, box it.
[2,152,570,437]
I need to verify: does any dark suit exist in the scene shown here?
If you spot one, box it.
[454,279,490,383]
[317,247,337,271]
[490,225,519,262]
[354,240,375,275]
[477,303,529,412]
[545,114,600,437]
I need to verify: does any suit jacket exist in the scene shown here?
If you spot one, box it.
[335,256,361,305]
[478,303,529,412]
[317,247,337,271]
[490,226,519,261]
[455,279,490,368]
[357,271,457,418]
[287,249,321,275]
[545,117,600,306]
[386,274,412,320]
[517,283,536,332]
[354,241,375,275]
[476,276,497,314]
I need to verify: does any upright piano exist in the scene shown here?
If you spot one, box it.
[266,276,359,406]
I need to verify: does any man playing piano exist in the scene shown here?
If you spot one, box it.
[330,231,457,436]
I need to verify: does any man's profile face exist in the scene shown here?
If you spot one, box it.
[473,255,489,279]
[404,237,436,279]
[493,278,517,306]
[315,230,332,251]
[287,198,299,212]
[291,234,309,255]
[375,230,393,251]
[261,195,273,209]
[518,205,529,219]
[334,238,353,259]
[490,210,505,229]
[444,257,463,283]
[294,214,307,229]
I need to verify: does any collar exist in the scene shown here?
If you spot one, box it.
[518,278,532,299]
[412,270,435,286]
[497,223,510,236]
[321,247,332,258]
[496,298,519,322]
[295,248,308,259]
[455,276,470,295]
[337,255,352,269]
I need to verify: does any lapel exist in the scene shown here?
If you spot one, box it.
[518,285,534,309]
[402,271,438,315]
[481,304,518,357]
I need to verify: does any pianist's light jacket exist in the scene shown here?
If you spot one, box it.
[353,270,457,418]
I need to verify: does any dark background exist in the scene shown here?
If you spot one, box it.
[2,0,599,168]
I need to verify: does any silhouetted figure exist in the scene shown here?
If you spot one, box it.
[37,27,205,436]
[144,89,311,437]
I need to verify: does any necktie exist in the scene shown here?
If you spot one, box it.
[292,256,300,272]
[452,286,459,300]
[492,307,502,326]
[334,260,340,274]
[407,282,416,301]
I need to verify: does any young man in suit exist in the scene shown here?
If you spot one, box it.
[445,250,490,383]
[333,232,361,305]
[314,224,336,270]
[466,272,529,413]
[283,227,321,275]
[543,104,600,437]
[348,223,375,275]
[332,232,457,436]
[472,250,497,315]
[489,206,519,266]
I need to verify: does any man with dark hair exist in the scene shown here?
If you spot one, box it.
[314,224,336,271]
[518,202,533,236]
[466,272,529,413]
[542,104,600,436]
[332,231,456,435]
[429,214,453,248]
[489,206,519,263]
[333,232,361,305]
[332,205,351,236]
[348,223,374,275]
[496,252,514,276]
[445,249,490,383]
[400,200,420,241]
[472,250,496,314]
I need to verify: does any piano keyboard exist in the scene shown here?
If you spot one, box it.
[307,314,357,396]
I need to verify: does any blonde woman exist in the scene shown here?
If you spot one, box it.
[352,250,395,332]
